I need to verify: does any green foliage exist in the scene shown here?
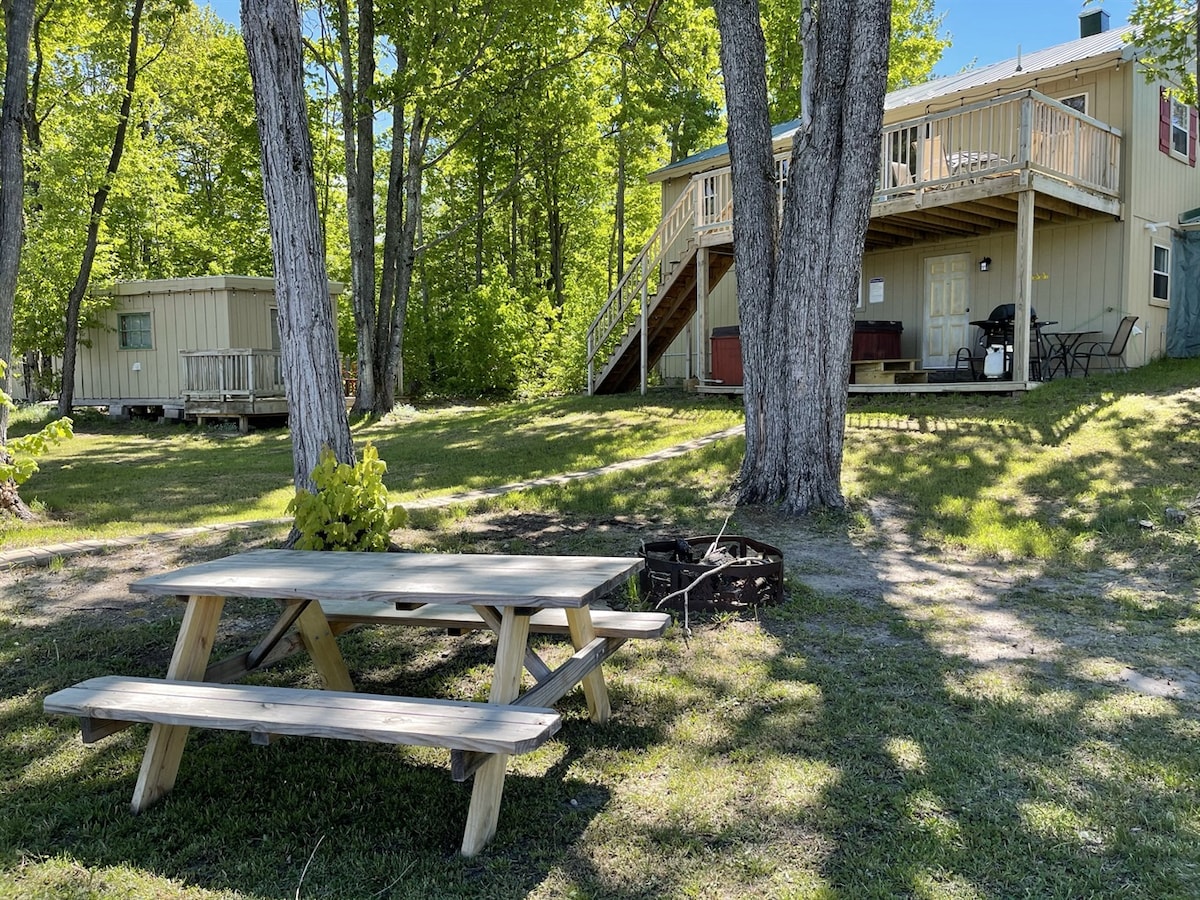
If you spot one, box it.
[0,361,74,488]
[286,443,406,551]
[15,3,270,363]
[763,0,948,121]
[1124,0,1198,104]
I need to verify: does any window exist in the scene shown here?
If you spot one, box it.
[1059,93,1087,115]
[1159,88,1196,165]
[1152,243,1170,303]
[118,312,152,350]
[270,307,280,350]
[1172,98,1191,156]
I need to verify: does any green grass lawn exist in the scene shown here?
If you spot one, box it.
[2,363,1199,898]
[1,392,744,550]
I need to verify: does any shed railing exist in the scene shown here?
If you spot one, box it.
[181,349,284,401]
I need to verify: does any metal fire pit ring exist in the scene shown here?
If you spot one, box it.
[638,535,784,612]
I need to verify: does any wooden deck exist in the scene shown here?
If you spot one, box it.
[587,89,1122,396]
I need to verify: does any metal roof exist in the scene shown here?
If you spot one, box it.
[884,25,1134,111]
[650,23,1137,182]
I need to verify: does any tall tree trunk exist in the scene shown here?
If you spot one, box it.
[375,84,407,404]
[335,0,379,415]
[614,58,628,283]
[375,108,426,413]
[715,0,889,513]
[475,151,485,287]
[1,0,35,441]
[243,0,354,490]
[56,0,145,419]
[0,0,36,520]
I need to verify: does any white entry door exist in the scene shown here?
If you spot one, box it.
[923,254,972,368]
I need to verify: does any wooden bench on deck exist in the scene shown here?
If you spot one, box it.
[850,358,929,385]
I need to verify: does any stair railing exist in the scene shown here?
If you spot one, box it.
[587,178,699,394]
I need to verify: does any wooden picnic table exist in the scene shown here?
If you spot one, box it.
[45,549,652,856]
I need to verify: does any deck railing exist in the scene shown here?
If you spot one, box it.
[877,89,1122,198]
[181,349,285,401]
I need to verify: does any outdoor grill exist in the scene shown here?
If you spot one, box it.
[639,535,784,612]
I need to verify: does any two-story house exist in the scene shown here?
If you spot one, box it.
[587,10,1198,394]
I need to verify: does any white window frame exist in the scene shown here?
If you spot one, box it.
[118,311,152,350]
[1058,92,1088,115]
[1152,242,1171,306]
[1169,96,1192,161]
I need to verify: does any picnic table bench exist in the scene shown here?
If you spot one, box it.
[43,549,660,857]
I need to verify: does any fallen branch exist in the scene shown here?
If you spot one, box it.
[654,556,746,643]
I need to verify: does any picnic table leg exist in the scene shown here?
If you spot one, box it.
[131,594,225,812]
[295,601,354,692]
[461,606,531,857]
[565,607,611,724]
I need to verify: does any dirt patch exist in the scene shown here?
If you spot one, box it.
[2,504,1195,703]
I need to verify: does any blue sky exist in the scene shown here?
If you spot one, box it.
[201,0,1136,81]
[933,1,1134,75]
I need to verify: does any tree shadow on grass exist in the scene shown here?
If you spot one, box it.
[750,541,1200,897]
[0,590,658,898]
[521,506,1200,898]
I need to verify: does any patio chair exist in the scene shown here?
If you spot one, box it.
[917,134,951,182]
[954,342,984,380]
[1072,315,1139,375]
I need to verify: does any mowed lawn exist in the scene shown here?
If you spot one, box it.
[2,361,1199,898]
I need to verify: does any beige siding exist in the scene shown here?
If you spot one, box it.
[226,288,278,347]
[71,276,306,404]
[1121,74,1199,362]
[75,286,226,403]
[653,52,1197,382]
[659,218,1128,381]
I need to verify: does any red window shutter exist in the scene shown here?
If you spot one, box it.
[1190,107,1197,166]
[1160,87,1171,154]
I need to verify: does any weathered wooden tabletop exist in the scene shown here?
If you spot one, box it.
[129,549,644,608]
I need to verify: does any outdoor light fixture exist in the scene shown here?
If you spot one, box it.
[979,257,992,272]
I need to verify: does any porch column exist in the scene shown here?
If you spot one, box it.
[1012,188,1035,382]
[640,257,648,395]
[696,246,709,381]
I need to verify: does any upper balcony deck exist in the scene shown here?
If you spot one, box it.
[689,89,1122,252]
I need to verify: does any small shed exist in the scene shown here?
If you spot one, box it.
[74,275,343,429]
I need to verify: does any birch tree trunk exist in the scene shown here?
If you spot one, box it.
[714,0,889,513]
[242,0,355,490]
[0,0,35,445]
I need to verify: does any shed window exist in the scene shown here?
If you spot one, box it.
[1152,243,1170,303]
[118,312,152,350]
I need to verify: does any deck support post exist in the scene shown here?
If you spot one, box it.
[1013,188,1035,382]
[696,246,709,381]
[639,257,648,395]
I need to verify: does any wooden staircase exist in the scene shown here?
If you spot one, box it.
[587,175,734,395]
[592,244,733,394]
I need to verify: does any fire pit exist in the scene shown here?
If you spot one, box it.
[638,535,784,612]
